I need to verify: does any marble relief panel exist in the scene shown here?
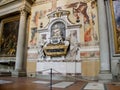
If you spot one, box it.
[66,29,80,60]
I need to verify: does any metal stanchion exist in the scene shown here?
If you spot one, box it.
[50,68,52,90]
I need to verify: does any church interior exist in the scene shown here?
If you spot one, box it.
[0,0,120,90]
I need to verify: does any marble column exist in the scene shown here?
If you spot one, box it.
[14,8,27,76]
[97,0,110,72]
[0,21,1,52]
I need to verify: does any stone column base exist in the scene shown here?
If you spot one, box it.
[99,71,113,83]
[12,71,26,77]
[82,76,98,81]
[27,73,36,78]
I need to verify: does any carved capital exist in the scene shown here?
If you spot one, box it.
[18,0,32,16]
[20,8,27,16]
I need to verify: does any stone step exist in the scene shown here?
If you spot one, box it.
[99,73,113,80]
[113,75,120,82]
[99,79,112,83]
[0,72,11,77]
[98,73,113,83]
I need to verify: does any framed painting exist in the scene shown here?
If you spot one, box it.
[110,0,120,54]
[0,16,19,57]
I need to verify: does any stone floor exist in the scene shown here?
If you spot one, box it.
[0,77,120,90]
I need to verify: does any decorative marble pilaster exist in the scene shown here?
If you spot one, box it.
[0,21,1,52]
[15,8,27,72]
[97,0,110,72]
[97,0,112,81]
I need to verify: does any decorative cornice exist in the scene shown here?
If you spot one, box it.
[0,0,33,17]
[19,0,33,14]
[26,0,36,5]
[0,0,15,6]
[33,0,51,6]
[47,8,70,19]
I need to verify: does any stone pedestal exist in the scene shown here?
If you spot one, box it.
[99,71,112,83]
[81,60,100,80]
[26,61,36,77]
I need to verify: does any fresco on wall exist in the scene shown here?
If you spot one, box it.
[80,51,100,58]
[28,0,99,60]
[31,0,58,29]
[66,0,98,43]
[30,27,37,46]
[32,10,47,27]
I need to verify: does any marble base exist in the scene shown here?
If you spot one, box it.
[99,73,112,79]
[0,72,11,76]
[99,71,112,83]
[82,76,98,81]
[36,74,81,81]
[36,74,66,80]
[12,71,26,77]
